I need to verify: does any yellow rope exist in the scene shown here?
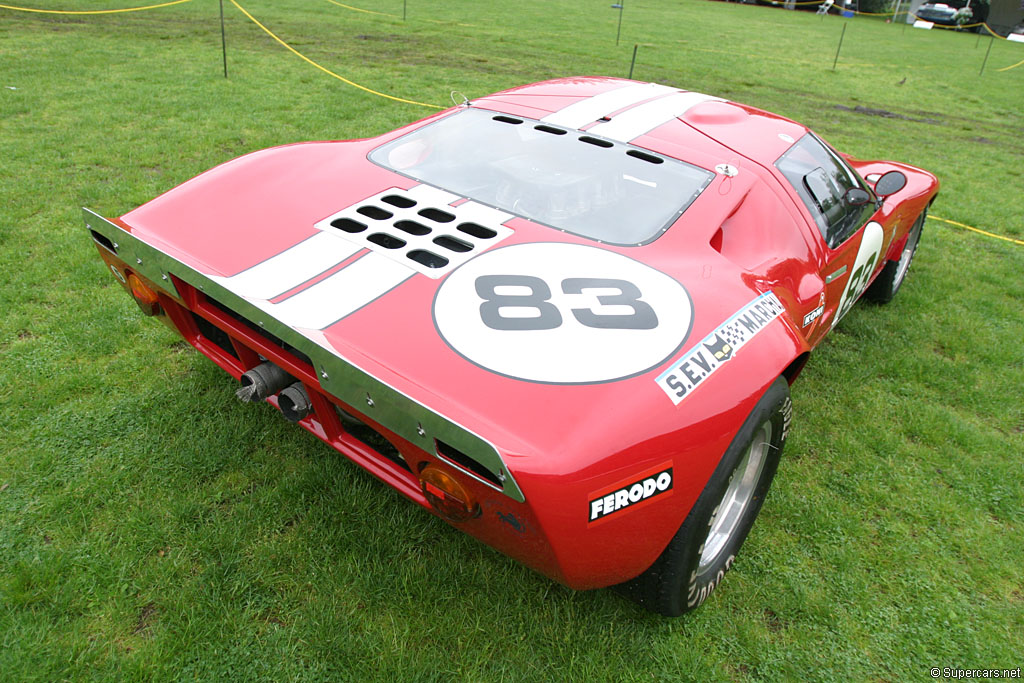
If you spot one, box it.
[321,0,475,27]
[323,0,393,18]
[929,216,1024,247]
[978,22,1023,40]
[772,0,894,15]
[848,9,896,16]
[911,16,981,29]
[976,23,1024,69]
[229,0,441,109]
[0,0,191,14]
[911,18,1024,70]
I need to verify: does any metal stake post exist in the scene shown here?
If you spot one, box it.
[979,35,994,75]
[613,1,625,46]
[833,22,847,71]
[219,0,228,78]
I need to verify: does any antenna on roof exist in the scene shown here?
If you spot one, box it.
[451,91,470,107]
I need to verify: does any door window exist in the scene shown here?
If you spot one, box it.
[775,134,875,248]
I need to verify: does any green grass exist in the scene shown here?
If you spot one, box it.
[1,0,1022,680]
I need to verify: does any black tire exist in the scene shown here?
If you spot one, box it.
[617,377,791,616]
[864,209,925,304]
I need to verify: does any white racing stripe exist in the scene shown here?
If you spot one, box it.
[404,183,459,206]
[541,82,678,130]
[251,252,414,330]
[446,200,512,226]
[211,232,362,300]
[587,91,722,143]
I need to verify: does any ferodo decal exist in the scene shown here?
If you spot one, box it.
[588,464,674,524]
[832,221,884,327]
[655,292,785,405]
[433,242,693,384]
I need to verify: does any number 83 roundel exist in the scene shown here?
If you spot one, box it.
[432,242,693,384]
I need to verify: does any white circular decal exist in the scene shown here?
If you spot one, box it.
[433,242,693,384]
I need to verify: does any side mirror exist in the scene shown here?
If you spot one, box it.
[874,170,907,197]
[844,187,872,206]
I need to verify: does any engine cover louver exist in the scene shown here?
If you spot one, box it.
[315,185,515,278]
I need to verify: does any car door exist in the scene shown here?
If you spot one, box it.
[775,133,892,346]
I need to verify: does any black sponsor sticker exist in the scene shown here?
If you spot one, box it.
[588,467,673,522]
[802,304,824,327]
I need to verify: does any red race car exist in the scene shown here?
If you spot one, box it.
[85,77,938,616]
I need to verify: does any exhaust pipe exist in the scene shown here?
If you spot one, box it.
[236,362,292,403]
[279,382,312,423]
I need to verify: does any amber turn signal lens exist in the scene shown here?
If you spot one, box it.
[127,272,161,316]
[419,464,479,523]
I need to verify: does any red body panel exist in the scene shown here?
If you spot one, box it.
[89,77,938,589]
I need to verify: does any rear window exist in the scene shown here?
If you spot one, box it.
[369,108,714,246]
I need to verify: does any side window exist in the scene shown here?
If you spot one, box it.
[775,134,875,248]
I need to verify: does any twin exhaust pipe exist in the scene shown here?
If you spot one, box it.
[235,361,311,423]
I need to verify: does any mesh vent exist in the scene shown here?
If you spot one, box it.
[408,249,449,269]
[336,407,410,472]
[191,312,239,359]
[357,205,393,220]
[433,235,472,253]
[418,208,455,223]
[331,217,366,233]
[314,185,514,278]
[382,194,416,209]
[394,220,430,236]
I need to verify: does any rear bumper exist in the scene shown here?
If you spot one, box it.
[86,208,575,583]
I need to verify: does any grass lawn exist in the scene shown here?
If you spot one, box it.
[1,0,1022,679]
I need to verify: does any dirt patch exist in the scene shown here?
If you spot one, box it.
[763,608,784,633]
[931,341,958,361]
[355,34,401,42]
[256,610,287,627]
[834,105,940,125]
[133,603,158,636]
[168,340,191,354]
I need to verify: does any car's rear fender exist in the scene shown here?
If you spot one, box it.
[520,308,810,589]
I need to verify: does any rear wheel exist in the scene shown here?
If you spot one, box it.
[618,377,790,616]
[864,209,925,304]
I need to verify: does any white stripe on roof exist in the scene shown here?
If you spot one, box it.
[540,82,678,130]
[586,91,722,143]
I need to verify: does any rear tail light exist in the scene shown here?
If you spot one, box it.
[419,464,479,522]
[127,272,161,316]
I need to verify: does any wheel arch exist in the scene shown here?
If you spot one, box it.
[782,351,811,384]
